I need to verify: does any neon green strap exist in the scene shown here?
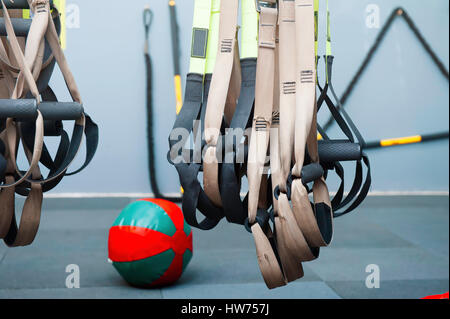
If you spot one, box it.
[241,0,258,59]
[189,0,213,74]
[205,0,220,74]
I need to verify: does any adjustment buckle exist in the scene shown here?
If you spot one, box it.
[254,0,277,12]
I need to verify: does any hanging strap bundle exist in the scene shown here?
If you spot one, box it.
[169,0,371,289]
[0,0,98,247]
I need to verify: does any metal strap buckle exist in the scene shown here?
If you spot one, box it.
[254,0,277,12]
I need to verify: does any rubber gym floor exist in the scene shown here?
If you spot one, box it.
[0,195,448,299]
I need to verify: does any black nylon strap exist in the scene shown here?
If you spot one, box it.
[65,115,98,176]
[169,73,224,230]
[315,55,371,217]
[220,58,257,225]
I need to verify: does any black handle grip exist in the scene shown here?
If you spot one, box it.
[301,163,324,184]
[318,140,362,163]
[0,99,37,120]
[38,102,84,120]
[0,99,83,121]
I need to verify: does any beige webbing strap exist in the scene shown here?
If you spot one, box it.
[20,2,86,185]
[278,0,296,193]
[290,0,333,248]
[273,1,312,277]
[269,27,281,213]
[203,0,239,207]
[247,3,286,289]
[248,5,277,224]
[224,37,241,125]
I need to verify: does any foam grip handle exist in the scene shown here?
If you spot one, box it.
[0,99,37,120]
[318,140,362,163]
[38,102,84,120]
[0,100,83,121]
[301,163,324,184]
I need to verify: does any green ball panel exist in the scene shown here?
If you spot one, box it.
[112,201,177,237]
[183,220,192,237]
[182,249,193,271]
[113,249,175,287]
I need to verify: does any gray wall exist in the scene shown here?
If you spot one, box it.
[44,0,449,194]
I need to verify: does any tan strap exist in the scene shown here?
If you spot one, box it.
[290,0,333,248]
[203,0,240,208]
[247,5,277,224]
[247,3,287,289]
[278,0,296,193]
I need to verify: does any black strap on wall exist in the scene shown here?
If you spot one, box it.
[321,7,449,148]
[144,7,181,202]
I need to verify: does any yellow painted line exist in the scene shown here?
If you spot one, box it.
[380,135,422,147]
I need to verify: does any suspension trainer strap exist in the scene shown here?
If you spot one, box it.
[0,1,44,247]
[203,0,240,207]
[316,1,371,217]
[247,1,287,290]
[220,0,258,225]
[169,0,224,230]
[0,0,97,247]
[293,0,333,248]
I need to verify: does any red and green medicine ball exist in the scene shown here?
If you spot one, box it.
[108,199,193,287]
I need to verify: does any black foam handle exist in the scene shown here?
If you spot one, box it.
[318,140,362,163]
[2,0,53,9]
[0,99,37,120]
[38,102,84,120]
[301,163,324,184]
[0,99,83,121]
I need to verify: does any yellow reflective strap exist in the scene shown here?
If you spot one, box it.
[241,0,258,59]
[205,0,220,74]
[189,0,213,74]
[54,0,66,50]
[380,135,422,147]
